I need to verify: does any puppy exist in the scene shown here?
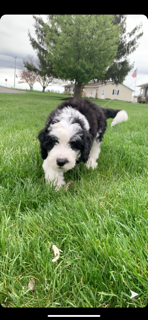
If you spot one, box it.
[38,98,128,189]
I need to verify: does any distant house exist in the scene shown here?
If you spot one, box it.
[64,83,75,95]
[63,81,134,102]
[137,82,148,98]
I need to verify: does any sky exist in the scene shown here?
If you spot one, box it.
[0,14,148,95]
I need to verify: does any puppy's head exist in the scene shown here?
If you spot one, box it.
[38,110,92,172]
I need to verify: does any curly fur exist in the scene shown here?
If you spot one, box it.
[38,98,128,190]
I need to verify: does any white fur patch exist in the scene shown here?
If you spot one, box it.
[111,110,128,127]
[86,140,102,169]
[50,120,81,141]
[43,159,66,190]
[54,106,90,131]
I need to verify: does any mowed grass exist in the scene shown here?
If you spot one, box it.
[0,91,148,308]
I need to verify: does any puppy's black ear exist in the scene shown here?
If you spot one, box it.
[80,131,93,163]
[37,128,48,160]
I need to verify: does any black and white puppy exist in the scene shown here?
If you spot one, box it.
[38,98,128,189]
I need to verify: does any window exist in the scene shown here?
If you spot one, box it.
[112,90,119,95]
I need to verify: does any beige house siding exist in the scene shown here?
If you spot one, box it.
[97,83,132,101]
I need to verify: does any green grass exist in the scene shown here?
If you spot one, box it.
[0,91,148,308]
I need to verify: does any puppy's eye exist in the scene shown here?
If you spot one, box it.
[70,139,83,150]
[44,136,59,151]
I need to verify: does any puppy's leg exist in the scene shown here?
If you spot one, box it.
[86,140,102,169]
[42,159,66,190]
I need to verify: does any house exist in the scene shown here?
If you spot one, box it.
[64,83,75,95]
[84,81,134,101]
[63,81,134,102]
[137,82,148,98]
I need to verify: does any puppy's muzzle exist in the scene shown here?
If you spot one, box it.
[56,158,69,167]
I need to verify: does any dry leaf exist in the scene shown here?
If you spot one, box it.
[52,244,63,263]
[28,278,35,291]
[64,180,73,191]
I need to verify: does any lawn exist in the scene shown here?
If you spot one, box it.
[0,91,148,309]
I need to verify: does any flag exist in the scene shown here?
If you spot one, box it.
[132,69,137,78]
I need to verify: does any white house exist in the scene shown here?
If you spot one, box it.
[137,82,148,98]
[64,81,134,102]
[64,83,75,95]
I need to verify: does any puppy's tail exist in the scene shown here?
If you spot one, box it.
[101,108,128,127]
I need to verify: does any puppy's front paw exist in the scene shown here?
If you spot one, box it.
[55,179,66,191]
[86,158,98,170]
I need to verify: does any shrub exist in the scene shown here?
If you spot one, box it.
[145,95,148,104]
[85,96,94,99]
[137,95,146,104]
[137,95,142,103]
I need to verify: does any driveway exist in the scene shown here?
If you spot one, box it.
[0,86,26,94]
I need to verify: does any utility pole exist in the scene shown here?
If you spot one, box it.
[14,56,17,88]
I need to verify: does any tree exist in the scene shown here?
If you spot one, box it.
[44,15,120,98]
[96,15,143,84]
[27,15,58,92]
[23,55,66,92]
[23,55,55,92]
[18,69,37,91]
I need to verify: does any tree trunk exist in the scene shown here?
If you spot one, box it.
[74,81,83,99]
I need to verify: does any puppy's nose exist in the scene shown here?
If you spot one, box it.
[57,158,69,167]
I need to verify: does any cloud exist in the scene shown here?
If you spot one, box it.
[0,15,36,57]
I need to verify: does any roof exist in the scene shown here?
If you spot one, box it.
[84,81,112,87]
[64,81,134,91]
[137,83,148,88]
[85,81,134,91]
[64,81,112,88]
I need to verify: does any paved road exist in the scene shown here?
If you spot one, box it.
[0,86,26,94]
